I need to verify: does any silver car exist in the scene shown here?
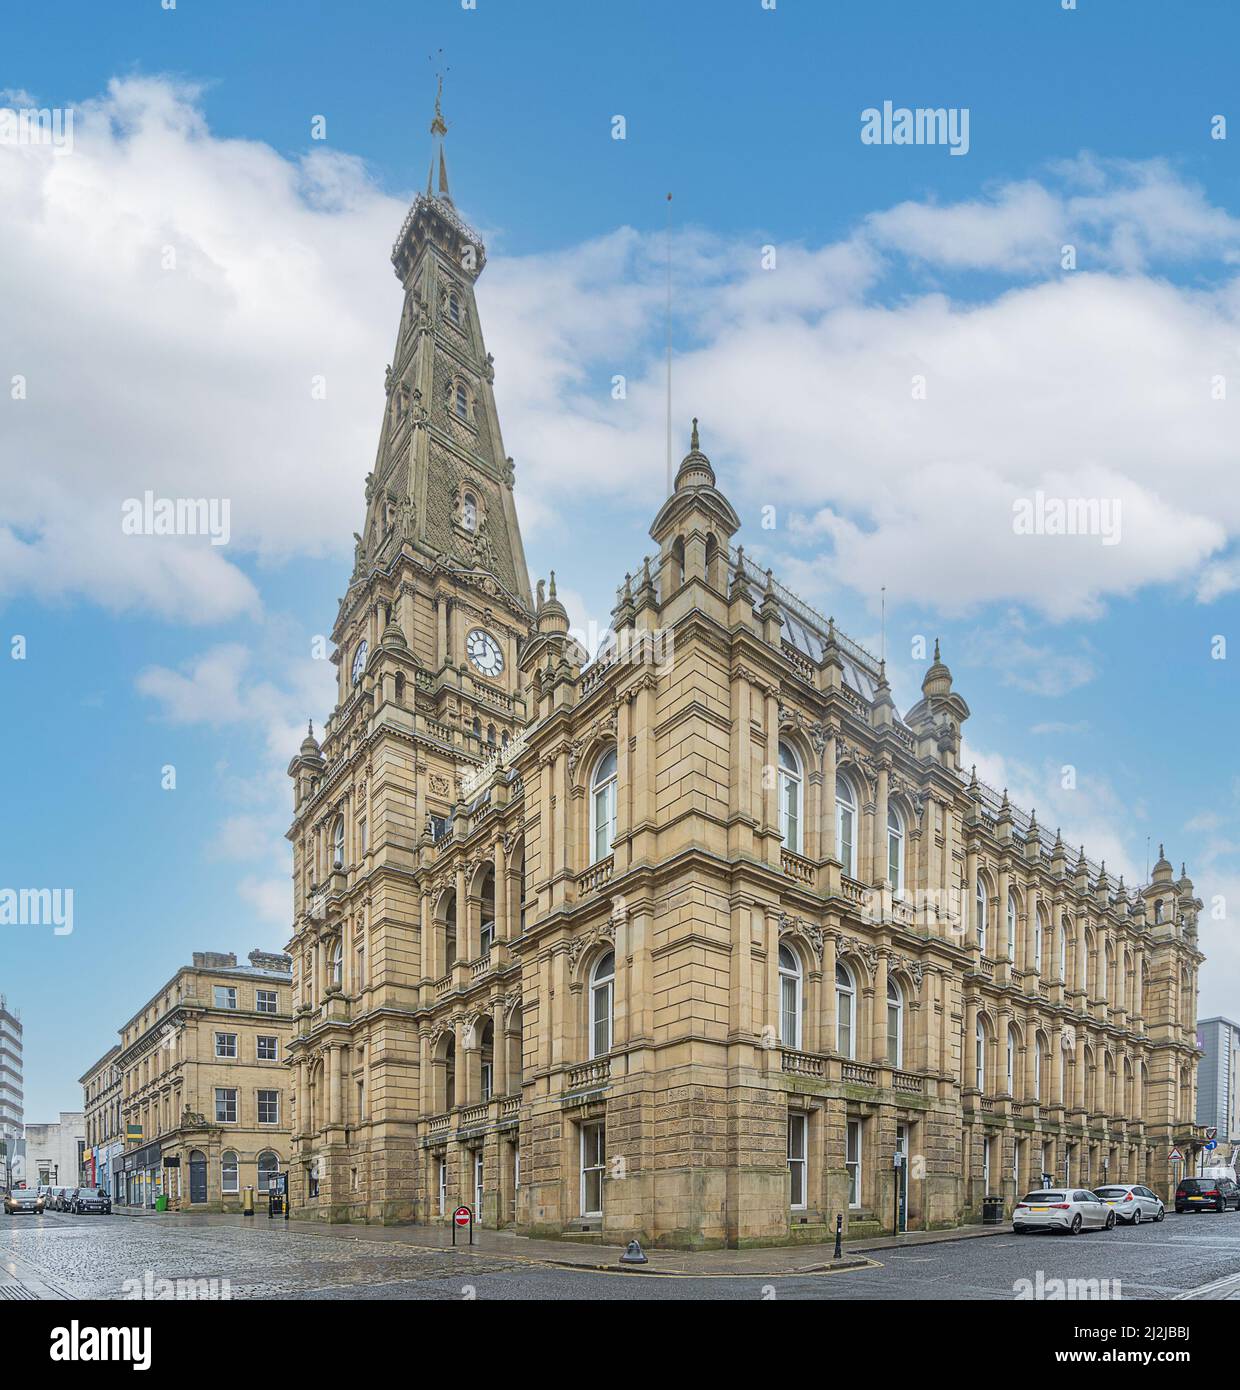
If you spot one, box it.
[1013,1188,1116,1234]
[1094,1183,1165,1225]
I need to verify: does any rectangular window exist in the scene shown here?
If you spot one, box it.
[479,922,494,957]
[257,1035,279,1062]
[437,1157,446,1216]
[838,806,854,876]
[214,1032,237,1059]
[837,989,853,1059]
[257,1090,279,1125]
[355,945,366,990]
[256,989,277,1014]
[788,1113,807,1209]
[356,1078,365,1123]
[886,1003,900,1067]
[359,818,368,854]
[888,833,900,891]
[221,1155,238,1193]
[215,1088,238,1124]
[580,1121,605,1217]
[213,986,237,1010]
[474,1148,484,1216]
[846,1119,862,1208]
[781,976,800,1050]
[480,1062,493,1102]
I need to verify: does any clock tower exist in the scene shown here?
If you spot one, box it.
[285,90,535,1221]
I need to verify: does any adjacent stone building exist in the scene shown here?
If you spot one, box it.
[284,111,1207,1246]
[80,1045,123,1200]
[113,949,294,1209]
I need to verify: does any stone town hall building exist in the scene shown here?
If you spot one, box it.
[284,121,1206,1247]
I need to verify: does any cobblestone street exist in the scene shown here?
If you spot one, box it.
[5,1208,1240,1302]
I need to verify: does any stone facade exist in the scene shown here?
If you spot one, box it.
[284,125,1206,1247]
[113,950,294,1210]
[80,1045,123,1198]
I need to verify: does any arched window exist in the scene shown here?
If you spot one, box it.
[975,1016,987,1093]
[461,490,477,531]
[257,1151,280,1193]
[1006,1025,1018,1094]
[332,816,345,868]
[1006,891,1017,961]
[976,879,988,957]
[329,940,342,988]
[886,978,904,1067]
[589,951,614,1059]
[835,963,855,1058]
[221,1151,239,1195]
[454,383,470,422]
[590,749,618,864]
[778,944,802,1049]
[1059,920,1068,982]
[1034,909,1044,974]
[836,776,857,877]
[1034,1034,1044,1100]
[394,672,405,705]
[447,290,462,325]
[1154,899,1164,924]
[777,742,802,854]
[887,807,905,896]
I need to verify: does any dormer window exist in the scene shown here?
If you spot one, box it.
[461,491,477,532]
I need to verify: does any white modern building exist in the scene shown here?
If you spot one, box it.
[0,995,22,1187]
[25,1111,86,1189]
[1197,1017,1240,1160]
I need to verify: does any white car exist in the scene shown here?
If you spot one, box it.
[1093,1183,1165,1225]
[1013,1189,1116,1234]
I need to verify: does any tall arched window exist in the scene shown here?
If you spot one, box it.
[778,944,803,1049]
[461,490,477,531]
[1006,1024,1017,1094]
[221,1151,239,1195]
[332,816,345,868]
[590,749,618,864]
[1059,920,1068,982]
[1006,891,1017,961]
[1034,909,1044,973]
[975,1017,987,1093]
[835,963,855,1058]
[329,941,342,988]
[976,879,988,957]
[1034,1034,1044,1100]
[887,808,905,895]
[454,383,470,421]
[589,951,614,1059]
[886,978,904,1067]
[257,1151,279,1193]
[447,290,462,326]
[836,776,857,877]
[778,742,802,854]
[1154,899,1164,924]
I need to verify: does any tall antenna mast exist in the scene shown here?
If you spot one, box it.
[666,191,673,495]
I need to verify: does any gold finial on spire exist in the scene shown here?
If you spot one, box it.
[430,70,448,138]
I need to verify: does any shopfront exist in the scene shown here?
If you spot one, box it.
[120,1141,163,1207]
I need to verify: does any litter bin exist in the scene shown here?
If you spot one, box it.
[982,1195,1003,1226]
[155,1194,169,1212]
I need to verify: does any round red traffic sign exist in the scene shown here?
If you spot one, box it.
[453,1205,472,1227]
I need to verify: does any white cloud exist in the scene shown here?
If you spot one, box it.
[5,78,1240,633]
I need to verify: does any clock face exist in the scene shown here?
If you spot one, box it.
[466,628,504,678]
[351,640,368,684]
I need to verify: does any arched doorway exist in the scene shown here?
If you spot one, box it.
[189,1149,207,1204]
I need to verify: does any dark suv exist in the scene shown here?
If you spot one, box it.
[71,1187,112,1215]
[1175,1177,1240,1213]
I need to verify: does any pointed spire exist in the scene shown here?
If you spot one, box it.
[934,637,941,660]
[691,416,700,450]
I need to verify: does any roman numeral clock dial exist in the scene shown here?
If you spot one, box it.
[466,627,504,678]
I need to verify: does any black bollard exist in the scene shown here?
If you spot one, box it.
[833,1212,843,1260]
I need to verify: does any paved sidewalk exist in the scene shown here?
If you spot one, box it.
[107,1206,1008,1276]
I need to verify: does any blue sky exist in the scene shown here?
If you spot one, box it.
[3,0,1240,1120]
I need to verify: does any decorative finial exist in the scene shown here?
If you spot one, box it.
[1158,842,1165,859]
[307,720,314,737]
[934,637,941,660]
[690,417,700,451]
[549,570,557,599]
[430,70,448,138]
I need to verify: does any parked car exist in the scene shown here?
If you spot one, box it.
[4,1188,44,1215]
[1094,1183,1165,1224]
[59,1187,80,1212]
[47,1186,71,1211]
[71,1187,111,1215]
[1175,1177,1240,1213]
[1013,1188,1116,1234]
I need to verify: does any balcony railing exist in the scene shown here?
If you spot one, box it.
[780,1048,825,1078]
[499,1095,520,1119]
[892,1070,924,1095]
[577,856,614,895]
[470,955,492,981]
[566,1058,611,1091]
[842,1062,878,1087]
[781,849,815,885]
[427,1114,450,1138]
[434,974,453,999]
[459,1104,488,1128]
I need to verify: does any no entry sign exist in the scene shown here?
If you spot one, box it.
[452,1205,474,1245]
